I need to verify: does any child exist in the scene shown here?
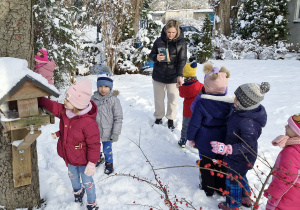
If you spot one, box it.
[91,69,123,175]
[34,48,56,85]
[264,114,300,210]
[178,62,204,148]
[187,62,233,196]
[211,82,270,210]
[38,79,100,210]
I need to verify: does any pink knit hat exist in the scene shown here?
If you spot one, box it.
[204,72,228,94]
[288,114,300,136]
[66,79,92,109]
[35,48,49,63]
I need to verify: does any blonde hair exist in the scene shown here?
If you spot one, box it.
[164,19,181,39]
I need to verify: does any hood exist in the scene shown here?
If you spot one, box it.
[86,100,98,119]
[201,94,234,120]
[161,26,185,44]
[235,104,267,127]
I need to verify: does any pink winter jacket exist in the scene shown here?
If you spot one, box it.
[266,144,300,210]
[34,59,56,85]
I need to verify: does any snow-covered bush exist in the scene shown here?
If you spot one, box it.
[237,0,289,46]
[213,35,293,60]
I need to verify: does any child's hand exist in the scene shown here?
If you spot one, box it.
[84,162,96,176]
[188,140,195,147]
[51,133,57,139]
[110,134,119,142]
[210,141,233,155]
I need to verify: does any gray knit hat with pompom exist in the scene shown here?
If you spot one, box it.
[234,82,270,110]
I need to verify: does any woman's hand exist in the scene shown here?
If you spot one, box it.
[157,53,166,62]
[177,76,183,87]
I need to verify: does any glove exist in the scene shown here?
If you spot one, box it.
[110,134,119,142]
[210,141,233,155]
[188,140,195,147]
[84,162,96,176]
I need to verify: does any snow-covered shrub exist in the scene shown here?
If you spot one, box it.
[213,35,292,60]
[237,0,289,46]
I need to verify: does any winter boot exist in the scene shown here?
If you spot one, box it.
[218,202,239,210]
[168,119,175,130]
[242,196,251,207]
[154,118,162,125]
[86,201,99,210]
[178,138,187,148]
[95,152,104,167]
[104,162,114,175]
[74,188,85,205]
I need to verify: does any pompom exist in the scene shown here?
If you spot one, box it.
[190,62,197,68]
[260,82,270,94]
[220,67,230,78]
[203,62,213,74]
[100,65,112,75]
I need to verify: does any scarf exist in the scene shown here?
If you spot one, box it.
[66,102,92,119]
[272,135,300,148]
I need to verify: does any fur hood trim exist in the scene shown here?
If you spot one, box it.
[201,94,234,103]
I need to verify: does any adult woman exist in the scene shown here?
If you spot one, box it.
[149,19,187,129]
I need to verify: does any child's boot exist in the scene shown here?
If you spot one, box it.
[242,196,251,207]
[86,201,99,210]
[178,138,187,148]
[95,152,104,167]
[104,162,114,175]
[74,187,85,205]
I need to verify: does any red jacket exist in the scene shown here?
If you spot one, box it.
[179,80,203,117]
[38,97,100,166]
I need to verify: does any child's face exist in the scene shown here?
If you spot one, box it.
[64,94,75,110]
[285,124,298,137]
[64,98,75,110]
[99,86,110,96]
[37,51,43,56]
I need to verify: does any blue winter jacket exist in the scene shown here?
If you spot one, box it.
[187,94,234,158]
[223,105,267,175]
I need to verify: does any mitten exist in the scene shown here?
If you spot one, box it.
[188,140,195,147]
[84,162,96,176]
[210,141,232,155]
[110,134,119,142]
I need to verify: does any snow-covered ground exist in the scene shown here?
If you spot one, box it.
[32,59,300,210]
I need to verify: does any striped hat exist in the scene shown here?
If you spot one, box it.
[97,71,113,90]
[234,82,270,110]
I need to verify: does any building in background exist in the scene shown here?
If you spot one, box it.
[287,0,300,50]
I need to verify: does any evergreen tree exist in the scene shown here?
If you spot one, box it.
[196,14,213,64]
[259,0,289,45]
[237,0,289,45]
[237,0,262,39]
[33,0,79,89]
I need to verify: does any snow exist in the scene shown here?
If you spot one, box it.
[1,59,296,209]
[0,57,59,101]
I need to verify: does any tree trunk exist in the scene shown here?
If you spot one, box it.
[230,0,239,19]
[0,0,34,69]
[131,0,142,35]
[0,1,41,209]
[214,0,231,37]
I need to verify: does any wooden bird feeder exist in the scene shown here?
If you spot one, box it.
[0,75,59,188]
